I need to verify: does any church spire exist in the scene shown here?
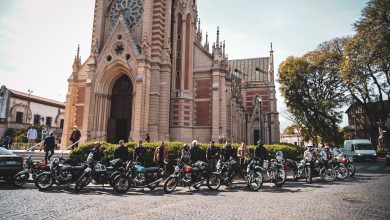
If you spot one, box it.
[73,44,81,71]
[204,32,209,51]
[216,26,220,48]
[76,44,80,60]
[268,42,274,85]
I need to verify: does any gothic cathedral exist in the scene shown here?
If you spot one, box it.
[61,0,280,147]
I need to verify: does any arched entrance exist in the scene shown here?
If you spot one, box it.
[107,75,133,143]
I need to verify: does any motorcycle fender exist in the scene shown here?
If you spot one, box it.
[16,170,29,176]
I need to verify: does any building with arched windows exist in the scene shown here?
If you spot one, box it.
[61,0,279,147]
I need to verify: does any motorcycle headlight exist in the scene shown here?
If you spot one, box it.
[175,166,180,172]
[373,154,377,156]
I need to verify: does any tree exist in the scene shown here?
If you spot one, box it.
[341,0,390,145]
[278,38,348,144]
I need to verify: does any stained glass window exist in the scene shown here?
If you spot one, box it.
[110,0,143,29]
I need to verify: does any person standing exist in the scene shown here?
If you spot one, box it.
[26,125,37,150]
[113,140,129,162]
[69,126,81,150]
[181,144,191,163]
[145,133,151,143]
[206,141,219,172]
[40,126,49,151]
[2,136,11,149]
[237,141,249,174]
[254,140,267,161]
[43,132,55,164]
[134,140,147,166]
[154,141,168,172]
[220,140,234,162]
[190,140,201,163]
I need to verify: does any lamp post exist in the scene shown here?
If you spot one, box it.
[26,89,33,126]
[256,97,262,142]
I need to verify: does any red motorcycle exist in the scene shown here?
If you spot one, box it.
[13,151,49,187]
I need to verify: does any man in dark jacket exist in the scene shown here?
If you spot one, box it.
[70,126,81,150]
[43,132,55,164]
[220,140,234,162]
[190,140,201,163]
[133,140,147,166]
[113,140,129,162]
[206,141,219,171]
[254,140,267,160]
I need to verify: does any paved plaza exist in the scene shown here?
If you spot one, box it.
[1,161,389,220]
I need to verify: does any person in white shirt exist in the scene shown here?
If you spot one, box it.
[26,125,37,150]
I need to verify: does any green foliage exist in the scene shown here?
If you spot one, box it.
[68,142,304,166]
[278,38,348,144]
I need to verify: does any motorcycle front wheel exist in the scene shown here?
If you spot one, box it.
[207,174,221,190]
[248,172,263,191]
[13,171,29,187]
[320,168,336,182]
[305,167,312,184]
[75,173,91,192]
[163,176,178,193]
[113,175,131,193]
[35,173,54,191]
[336,166,349,180]
[274,169,286,187]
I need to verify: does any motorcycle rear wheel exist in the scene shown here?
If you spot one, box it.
[336,166,349,180]
[113,175,131,193]
[248,172,263,191]
[75,173,91,192]
[13,172,29,187]
[274,170,286,187]
[164,176,178,193]
[207,174,221,190]
[35,173,54,191]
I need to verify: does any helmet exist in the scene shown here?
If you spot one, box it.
[257,140,263,145]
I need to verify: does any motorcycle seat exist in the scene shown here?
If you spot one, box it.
[64,166,86,171]
[143,167,160,173]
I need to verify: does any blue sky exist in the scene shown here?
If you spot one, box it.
[0,0,369,131]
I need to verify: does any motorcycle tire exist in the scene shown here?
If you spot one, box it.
[75,173,91,193]
[274,170,286,187]
[248,172,263,191]
[349,164,356,177]
[321,168,336,182]
[207,174,222,190]
[35,173,54,191]
[163,176,178,193]
[336,166,349,180]
[13,172,29,187]
[109,171,122,187]
[305,167,312,184]
[113,175,131,193]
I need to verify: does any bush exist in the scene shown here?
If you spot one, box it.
[68,141,304,167]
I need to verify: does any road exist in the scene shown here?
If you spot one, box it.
[0,160,389,220]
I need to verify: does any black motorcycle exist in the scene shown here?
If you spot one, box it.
[163,157,209,193]
[112,161,165,193]
[74,158,124,192]
[245,159,264,191]
[263,151,286,187]
[34,157,86,191]
[206,158,236,190]
[289,155,313,184]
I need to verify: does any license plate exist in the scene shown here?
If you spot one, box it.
[6,161,18,165]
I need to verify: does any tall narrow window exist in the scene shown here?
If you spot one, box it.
[33,114,41,125]
[46,117,52,127]
[184,14,191,90]
[175,14,183,90]
[16,112,23,123]
[60,119,64,129]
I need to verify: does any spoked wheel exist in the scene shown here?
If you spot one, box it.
[75,173,91,193]
[321,169,337,182]
[305,167,312,184]
[35,173,54,191]
[113,175,131,193]
[274,170,286,187]
[248,172,263,191]
[13,172,29,187]
[336,166,349,180]
[163,177,178,193]
[206,174,221,190]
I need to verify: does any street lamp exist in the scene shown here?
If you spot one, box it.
[256,96,262,142]
[27,89,33,126]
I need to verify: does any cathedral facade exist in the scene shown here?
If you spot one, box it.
[61,0,279,147]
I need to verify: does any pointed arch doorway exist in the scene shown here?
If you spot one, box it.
[107,75,133,143]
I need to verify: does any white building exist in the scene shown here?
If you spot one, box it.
[0,85,65,143]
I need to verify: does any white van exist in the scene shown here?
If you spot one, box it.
[343,139,377,162]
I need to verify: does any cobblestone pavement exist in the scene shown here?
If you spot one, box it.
[1,161,390,220]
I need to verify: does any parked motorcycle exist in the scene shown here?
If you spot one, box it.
[112,161,165,193]
[333,157,349,180]
[289,155,313,184]
[164,157,209,193]
[245,159,264,191]
[74,158,125,192]
[263,151,286,187]
[34,157,86,191]
[206,158,236,190]
[13,151,49,187]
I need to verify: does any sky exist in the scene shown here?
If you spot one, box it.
[0,0,369,131]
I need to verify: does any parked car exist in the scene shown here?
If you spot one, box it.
[386,152,390,166]
[342,139,377,162]
[0,148,23,182]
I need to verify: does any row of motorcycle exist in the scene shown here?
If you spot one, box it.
[12,150,355,193]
